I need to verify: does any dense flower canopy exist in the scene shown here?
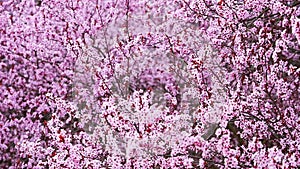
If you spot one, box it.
[0,0,299,168]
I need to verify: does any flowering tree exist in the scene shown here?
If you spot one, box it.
[0,0,299,168]
[174,0,300,168]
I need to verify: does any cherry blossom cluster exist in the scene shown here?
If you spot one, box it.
[172,0,300,168]
[1,0,299,168]
[0,0,116,167]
